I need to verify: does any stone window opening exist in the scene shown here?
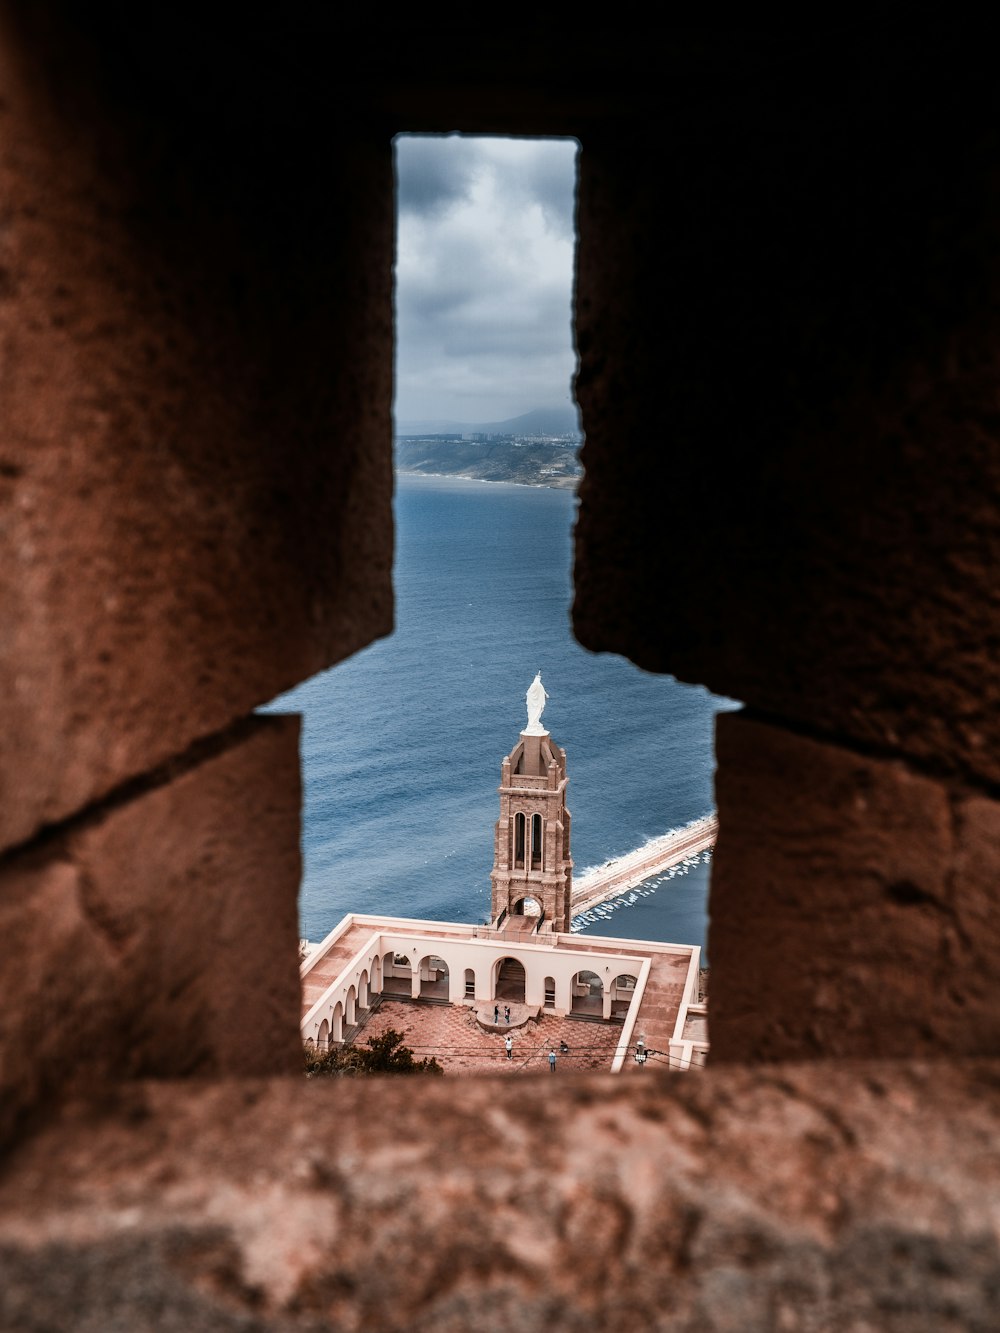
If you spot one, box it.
[531,813,543,869]
[514,812,526,869]
[2,23,992,1329]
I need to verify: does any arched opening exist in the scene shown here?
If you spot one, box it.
[494,956,526,1004]
[611,973,638,1018]
[384,950,412,997]
[464,967,476,998]
[514,812,526,869]
[418,954,449,1000]
[317,1018,330,1051]
[359,969,370,1007]
[514,895,542,918]
[346,985,357,1025]
[331,1002,344,1043]
[570,970,604,1018]
[544,975,556,1008]
[531,813,542,868]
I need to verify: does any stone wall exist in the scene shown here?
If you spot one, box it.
[3,1063,1000,1331]
[0,5,394,1121]
[1,11,998,1327]
[570,36,1000,1064]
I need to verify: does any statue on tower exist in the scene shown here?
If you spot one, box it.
[524,672,549,735]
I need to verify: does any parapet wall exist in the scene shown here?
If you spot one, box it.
[2,1062,999,1329]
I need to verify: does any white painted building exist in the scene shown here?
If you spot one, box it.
[299,678,708,1072]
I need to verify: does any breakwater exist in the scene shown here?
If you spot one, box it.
[571,813,718,915]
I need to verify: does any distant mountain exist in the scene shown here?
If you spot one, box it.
[479,406,581,437]
[395,405,581,438]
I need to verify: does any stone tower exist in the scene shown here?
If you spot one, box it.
[490,675,573,932]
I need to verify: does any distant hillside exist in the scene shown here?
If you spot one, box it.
[395,435,581,490]
[395,405,581,439]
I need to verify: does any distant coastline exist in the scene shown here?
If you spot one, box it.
[395,467,576,492]
[395,430,581,491]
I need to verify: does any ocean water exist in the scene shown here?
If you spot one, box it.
[263,474,740,953]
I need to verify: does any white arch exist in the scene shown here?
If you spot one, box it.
[493,954,527,1002]
[570,969,605,1017]
[417,954,449,998]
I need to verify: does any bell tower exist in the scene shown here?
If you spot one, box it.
[490,674,573,933]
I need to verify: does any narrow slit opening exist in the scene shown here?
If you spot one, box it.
[264,133,739,1077]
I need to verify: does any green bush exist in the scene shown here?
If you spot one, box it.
[305,1028,443,1077]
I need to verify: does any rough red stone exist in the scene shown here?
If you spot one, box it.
[0,17,394,854]
[2,1062,999,1330]
[710,711,1000,1061]
[572,92,1000,791]
[3,17,1000,1331]
[0,715,303,1145]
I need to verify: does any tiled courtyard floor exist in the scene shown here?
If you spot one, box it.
[350,999,626,1074]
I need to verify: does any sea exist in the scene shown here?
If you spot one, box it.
[262,473,741,956]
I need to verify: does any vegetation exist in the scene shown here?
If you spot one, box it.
[395,436,580,489]
[305,1028,443,1077]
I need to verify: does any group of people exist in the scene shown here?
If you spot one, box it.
[489,999,568,1070]
[505,1033,556,1067]
[501,1032,569,1070]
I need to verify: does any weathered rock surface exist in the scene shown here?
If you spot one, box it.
[572,102,1000,793]
[0,716,304,1145]
[710,713,1000,1063]
[1,1062,998,1331]
[3,16,1000,1333]
[0,15,394,854]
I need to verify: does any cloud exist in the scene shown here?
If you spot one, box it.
[393,134,579,426]
[394,135,476,219]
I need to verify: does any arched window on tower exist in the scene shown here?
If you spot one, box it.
[514,812,525,869]
[531,813,543,869]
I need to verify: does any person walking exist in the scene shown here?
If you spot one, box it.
[548,1050,557,1073]
[505,1034,513,1060]
[504,1005,511,1024]
[494,1004,499,1024]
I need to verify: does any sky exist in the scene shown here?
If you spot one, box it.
[393,134,579,430]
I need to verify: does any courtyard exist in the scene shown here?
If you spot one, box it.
[347,998,626,1074]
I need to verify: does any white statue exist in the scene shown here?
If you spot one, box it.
[524,672,549,734]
